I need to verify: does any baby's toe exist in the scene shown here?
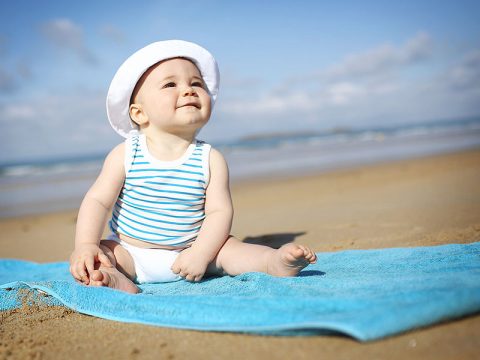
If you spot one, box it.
[291,245,306,259]
[90,269,103,281]
[297,246,315,263]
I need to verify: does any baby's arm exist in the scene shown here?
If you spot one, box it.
[171,148,233,281]
[69,143,126,284]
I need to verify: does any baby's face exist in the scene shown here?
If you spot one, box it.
[133,58,212,135]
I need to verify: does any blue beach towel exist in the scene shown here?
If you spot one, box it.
[1,242,479,341]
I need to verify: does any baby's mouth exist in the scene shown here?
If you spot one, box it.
[178,102,200,109]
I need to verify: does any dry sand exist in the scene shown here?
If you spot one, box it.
[1,148,480,359]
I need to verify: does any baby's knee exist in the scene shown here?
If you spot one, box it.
[210,236,239,269]
[221,235,241,250]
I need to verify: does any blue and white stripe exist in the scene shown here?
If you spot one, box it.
[109,134,210,246]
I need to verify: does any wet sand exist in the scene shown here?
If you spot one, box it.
[1,148,480,359]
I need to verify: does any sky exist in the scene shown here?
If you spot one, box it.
[1,0,479,164]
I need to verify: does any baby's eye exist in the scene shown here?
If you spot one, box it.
[162,82,176,88]
[192,81,204,88]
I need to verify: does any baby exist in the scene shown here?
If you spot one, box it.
[69,40,317,293]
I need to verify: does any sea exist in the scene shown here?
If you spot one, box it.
[1,116,479,218]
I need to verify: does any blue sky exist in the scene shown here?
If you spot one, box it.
[1,0,479,163]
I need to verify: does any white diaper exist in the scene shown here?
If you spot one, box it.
[106,234,183,284]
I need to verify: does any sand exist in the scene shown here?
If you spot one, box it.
[1,148,480,359]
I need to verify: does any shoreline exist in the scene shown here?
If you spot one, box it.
[1,147,479,359]
[230,145,480,188]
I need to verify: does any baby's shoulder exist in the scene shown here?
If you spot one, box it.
[208,146,229,171]
[104,142,126,166]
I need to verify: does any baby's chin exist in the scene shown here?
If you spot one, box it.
[188,117,209,127]
[178,112,209,125]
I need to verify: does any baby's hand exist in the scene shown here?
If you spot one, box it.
[69,244,113,284]
[171,247,210,282]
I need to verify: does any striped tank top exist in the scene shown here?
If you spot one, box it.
[109,134,211,246]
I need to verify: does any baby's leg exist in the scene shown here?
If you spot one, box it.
[88,240,139,294]
[207,237,317,277]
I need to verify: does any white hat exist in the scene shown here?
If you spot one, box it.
[106,40,220,138]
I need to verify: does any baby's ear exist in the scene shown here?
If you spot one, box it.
[129,103,147,126]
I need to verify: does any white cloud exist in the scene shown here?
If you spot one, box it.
[324,31,432,80]
[219,91,319,116]
[40,18,98,65]
[326,82,364,105]
[327,44,399,79]
[219,77,395,118]
[3,104,36,119]
[219,32,434,120]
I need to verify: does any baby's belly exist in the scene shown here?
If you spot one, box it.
[116,232,192,250]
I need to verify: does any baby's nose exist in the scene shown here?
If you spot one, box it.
[182,86,197,97]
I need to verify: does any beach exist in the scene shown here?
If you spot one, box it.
[1,148,480,359]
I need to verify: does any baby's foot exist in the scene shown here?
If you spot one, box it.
[89,266,139,294]
[267,243,317,277]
